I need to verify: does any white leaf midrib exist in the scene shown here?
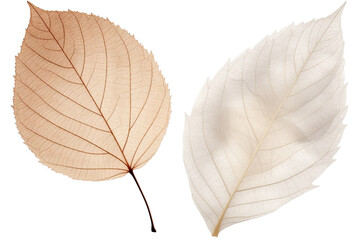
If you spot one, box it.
[211,8,342,236]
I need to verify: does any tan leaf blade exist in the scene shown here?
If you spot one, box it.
[184,4,346,236]
[14,2,171,232]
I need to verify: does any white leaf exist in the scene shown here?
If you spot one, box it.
[183,5,346,236]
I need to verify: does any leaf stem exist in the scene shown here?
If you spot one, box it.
[129,169,156,233]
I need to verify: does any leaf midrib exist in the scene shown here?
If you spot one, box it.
[28,3,130,168]
[211,8,342,236]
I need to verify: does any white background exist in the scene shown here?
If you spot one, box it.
[0,0,359,239]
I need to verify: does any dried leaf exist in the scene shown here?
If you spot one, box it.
[184,5,346,236]
[14,2,171,232]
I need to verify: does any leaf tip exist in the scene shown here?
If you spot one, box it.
[329,2,346,19]
[27,1,37,10]
[340,2,347,9]
[337,2,346,15]
[26,1,45,20]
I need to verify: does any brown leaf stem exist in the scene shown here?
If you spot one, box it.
[129,169,156,233]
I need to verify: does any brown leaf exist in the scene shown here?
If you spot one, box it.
[13,2,171,232]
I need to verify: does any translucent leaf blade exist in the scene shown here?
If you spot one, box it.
[184,5,346,236]
[14,3,171,181]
